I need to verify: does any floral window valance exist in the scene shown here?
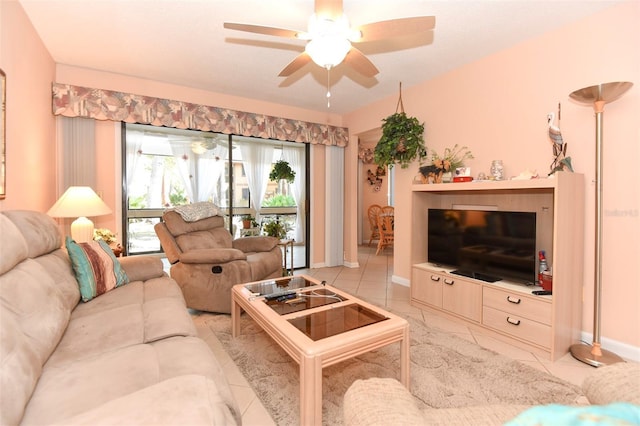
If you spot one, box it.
[51,83,348,147]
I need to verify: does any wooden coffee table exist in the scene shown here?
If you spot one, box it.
[231,275,410,426]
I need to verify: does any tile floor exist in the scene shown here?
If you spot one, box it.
[192,245,603,426]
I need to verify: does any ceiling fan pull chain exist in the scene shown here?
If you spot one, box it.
[396,82,405,113]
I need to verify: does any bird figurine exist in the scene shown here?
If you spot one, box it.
[547,104,573,175]
[547,112,564,145]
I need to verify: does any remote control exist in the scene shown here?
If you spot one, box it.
[532,290,552,296]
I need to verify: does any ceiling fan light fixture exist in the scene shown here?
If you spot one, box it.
[305,36,351,68]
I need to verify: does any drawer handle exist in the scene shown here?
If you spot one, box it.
[444,278,454,285]
[506,296,521,304]
[430,275,441,282]
[506,317,521,326]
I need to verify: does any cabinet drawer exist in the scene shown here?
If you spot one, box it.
[483,306,551,348]
[442,276,482,322]
[411,267,443,308]
[483,287,552,325]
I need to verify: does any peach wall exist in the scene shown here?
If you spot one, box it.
[345,1,640,352]
[0,1,56,212]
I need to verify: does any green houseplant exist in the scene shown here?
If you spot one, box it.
[240,214,255,229]
[262,219,287,240]
[269,160,295,183]
[374,82,428,169]
[374,112,427,169]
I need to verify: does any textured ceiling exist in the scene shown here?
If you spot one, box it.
[19,0,620,115]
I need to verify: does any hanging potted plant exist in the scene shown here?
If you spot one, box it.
[374,83,428,169]
[269,160,295,183]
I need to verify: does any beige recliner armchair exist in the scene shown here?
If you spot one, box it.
[155,210,282,313]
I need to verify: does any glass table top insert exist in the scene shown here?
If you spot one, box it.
[287,304,389,341]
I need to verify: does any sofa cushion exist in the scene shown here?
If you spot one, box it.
[0,213,29,275]
[0,258,74,426]
[45,280,196,367]
[163,210,225,236]
[47,375,238,426]
[2,210,61,259]
[179,247,247,264]
[504,403,640,426]
[175,228,234,252]
[582,362,640,405]
[65,236,129,302]
[21,337,240,425]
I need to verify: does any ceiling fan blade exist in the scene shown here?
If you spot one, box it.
[223,22,300,39]
[344,47,379,78]
[279,52,312,77]
[356,16,436,42]
[315,0,343,20]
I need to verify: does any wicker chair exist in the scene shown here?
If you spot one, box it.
[376,206,394,255]
[367,204,382,246]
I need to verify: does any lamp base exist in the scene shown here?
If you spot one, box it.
[570,342,625,368]
[70,216,95,243]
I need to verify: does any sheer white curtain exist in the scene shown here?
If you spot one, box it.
[125,130,144,194]
[196,144,227,203]
[168,139,195,202]
[238,141,274,222]
[283,146,304,243]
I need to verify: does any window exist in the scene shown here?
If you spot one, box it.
[123,124,308,267]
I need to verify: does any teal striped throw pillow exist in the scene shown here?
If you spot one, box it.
[65,236,129,302]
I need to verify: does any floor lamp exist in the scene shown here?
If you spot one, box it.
[568,81,633,367]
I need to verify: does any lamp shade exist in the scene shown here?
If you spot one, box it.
[47,186,111,242]
[304,14,354,69]
[305,37,351,68]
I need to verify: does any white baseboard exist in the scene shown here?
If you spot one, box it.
[392,275,410,287]
[310,262,326,269]
[578,332,640,363]
[343,260,359,268]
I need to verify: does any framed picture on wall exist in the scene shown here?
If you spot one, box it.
[0,68,5,199]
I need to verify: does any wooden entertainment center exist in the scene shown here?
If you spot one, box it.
[411,172,584,361]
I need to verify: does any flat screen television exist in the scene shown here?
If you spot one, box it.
[427,208,537,284]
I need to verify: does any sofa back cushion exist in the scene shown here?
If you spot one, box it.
[0,211,79,425]
[161,211,233,252]
[0,212,29,275]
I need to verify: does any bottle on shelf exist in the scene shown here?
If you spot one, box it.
[538,250,548,286]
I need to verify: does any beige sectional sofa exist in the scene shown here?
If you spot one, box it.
[343,362,640,425]
[0,210,241,425]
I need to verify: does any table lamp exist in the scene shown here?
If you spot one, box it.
[47,186,112,243]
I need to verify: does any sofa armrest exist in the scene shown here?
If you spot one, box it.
[582,362,640,405]
[232,236,279,253]
[343,378,424,426]
[179,248,247,264]
[119,256,166,282]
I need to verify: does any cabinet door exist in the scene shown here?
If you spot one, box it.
[442,276,482,322]
[411,268,443,308]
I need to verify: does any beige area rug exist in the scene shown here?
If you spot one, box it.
[206,312,583,425]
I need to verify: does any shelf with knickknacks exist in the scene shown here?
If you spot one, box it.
[416,144,474,184]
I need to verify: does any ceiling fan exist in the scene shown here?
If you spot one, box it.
[224,0,435,105]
